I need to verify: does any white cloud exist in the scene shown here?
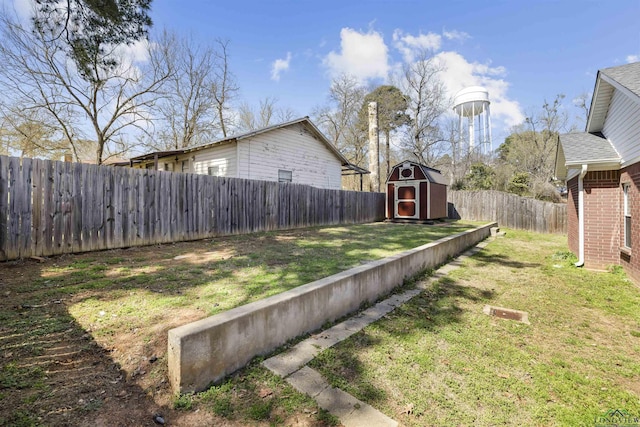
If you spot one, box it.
[393,29,441,62]
[112,39,152,80]
[321,26,523,139]
[627,54,640,63]
[323,28,389,82]
[118,39,151,64]
[443,29,470,42]
[434,51,524,129]
[271,52,292,81]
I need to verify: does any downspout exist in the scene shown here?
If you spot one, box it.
[575,164,588,267]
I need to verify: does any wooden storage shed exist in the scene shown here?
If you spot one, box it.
[386,160,449,222]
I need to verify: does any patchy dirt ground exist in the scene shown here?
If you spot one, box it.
[0,232,343,426]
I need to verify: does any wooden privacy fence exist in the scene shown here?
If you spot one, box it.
[0,155,385,261]
[448,190,567,234]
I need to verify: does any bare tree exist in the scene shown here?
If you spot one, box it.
[236,97,297,131]
[312,74,368,191]
[497,94,568,200]
[313,74,367,165]
[393,50,449,166]
[0,104,64,158]
[211,39,239,138]
[149,31,220,150]
[0,9,171,164]
[572,92,590,130]
[524,95,568,181]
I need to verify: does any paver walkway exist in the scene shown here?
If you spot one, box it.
[262,239,490,427]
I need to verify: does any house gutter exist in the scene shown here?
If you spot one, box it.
[576,164,588,267]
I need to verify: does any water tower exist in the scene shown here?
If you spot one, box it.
[453,86,492,155]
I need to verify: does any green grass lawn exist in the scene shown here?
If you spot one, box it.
[309,229,640,426]
[63,221,478,343]
[10,223,636,426]
[0,220,480,426]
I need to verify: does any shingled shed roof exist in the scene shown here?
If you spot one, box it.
[387,160,449,186]
[419,165,449,185]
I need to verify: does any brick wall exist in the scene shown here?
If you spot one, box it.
[583,170,620,269]
[619,163,640,283]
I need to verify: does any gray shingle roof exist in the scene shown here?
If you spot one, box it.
[601,62,640,97]
[559,132,620,164]
[419,166,449,185]
[389,160,449,185]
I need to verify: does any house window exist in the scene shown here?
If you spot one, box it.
[181,160,188,173]
[278,169,292,183]
[208,165,220,176]
[624,183,631,248]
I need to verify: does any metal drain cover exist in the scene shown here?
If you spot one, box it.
[483,305,530,324]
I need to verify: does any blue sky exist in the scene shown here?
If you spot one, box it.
[5,0,640,146]
[150,0,639,142]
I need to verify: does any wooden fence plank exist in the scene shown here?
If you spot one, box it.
[130,169,139,245]
[18,157,32,258]
[42,161,54,256]
[142,169,150,244]
[6,157,21,260]
[120,168,130,248]
[80,164,91,253]
[70,162,83,252]
[447,190,566,234]
[0,155,388,260]
[130,169,140,247]
[62,161,73,253]
[103,165,114,249]
[50,161,62,255]
[266,181,278,231]
[112,166,123,249]
[31,159,44,256]
[0,156,8,261]
[95,163,106,251]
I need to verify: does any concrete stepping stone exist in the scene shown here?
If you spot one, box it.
[287,367,398,427]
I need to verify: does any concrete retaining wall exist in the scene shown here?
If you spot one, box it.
[168,222,496,393]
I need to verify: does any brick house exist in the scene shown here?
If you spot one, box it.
[555,62,640,282]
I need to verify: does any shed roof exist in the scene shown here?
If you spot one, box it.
[388,160,449,186]
[421,166,449,186]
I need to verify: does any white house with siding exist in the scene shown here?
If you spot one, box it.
[127,117,368,190]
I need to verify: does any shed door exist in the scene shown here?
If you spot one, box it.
[394,182,420,219]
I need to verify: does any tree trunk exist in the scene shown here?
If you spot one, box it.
[96,138,104,165]
[385,129,391,181]
[368,102,379,192]
[218,107,227,138]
